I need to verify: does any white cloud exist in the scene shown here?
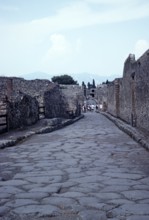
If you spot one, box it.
[45,34,71,59]
[28,0,149,35]
[41,34,72,72]
[1,0,149,47]
[42,34,82,66]
[134,39,149,59]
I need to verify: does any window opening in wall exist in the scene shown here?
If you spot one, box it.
[138,61,141,67]
[131,72,135,80]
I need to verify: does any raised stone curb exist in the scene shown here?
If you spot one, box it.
[101,112,149,151]
[36,115,84,134]
[0,115,84,149]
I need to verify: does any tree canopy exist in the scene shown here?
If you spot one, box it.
[51,74,78,85]
[87,79,96,89]
[92,79,96,88]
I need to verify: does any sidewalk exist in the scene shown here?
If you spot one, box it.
[100,112,149,151]
[0,115,84,149]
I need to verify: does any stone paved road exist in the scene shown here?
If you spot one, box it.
[0,112,149,220]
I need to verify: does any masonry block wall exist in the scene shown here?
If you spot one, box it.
[0,77,83,132]
[107,50,149,133]
[0,77,46,130]
[44,86,68,118]
[8,95,39,129]
[60,85,84,117]
[0,77,13,97]
[107,81,116,116]
[120,54,136,124]
[95,84,108,107]
[135,50,149,132]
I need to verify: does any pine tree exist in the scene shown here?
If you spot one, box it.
[87,82,91,89]
[92,79,96,88]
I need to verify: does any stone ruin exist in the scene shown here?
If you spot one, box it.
[106,50,149,134]
[84,49,149,134]
[0,77,83,133]
[1,49,148,135]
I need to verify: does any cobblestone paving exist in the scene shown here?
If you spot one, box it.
[0,112,149,220]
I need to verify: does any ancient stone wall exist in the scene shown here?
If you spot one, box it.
[0,77,83,132]
[0,77,43,131]
[0,95,8,133]
[95,84,107,106]
[135,50,149,132]
[44,86,68,119]
[0,76,56,103]
[107,82,116,116]
[8,94,39,129]
[0,77,13,98]
[120,54,136,124]
[60,85,84,117]
[107,50,149,133]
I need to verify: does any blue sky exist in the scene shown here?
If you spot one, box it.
[0,0,149,82]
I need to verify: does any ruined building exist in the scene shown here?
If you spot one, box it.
[107,50,149,134]
[0,77,83,133]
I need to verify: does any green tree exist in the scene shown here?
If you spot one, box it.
[82,81,86,97]
[51,74,78,85]
[82,81,85,86]
[92,79,96,88]
[87,82,91,89]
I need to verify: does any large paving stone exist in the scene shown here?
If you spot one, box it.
[13,204,60,215]
[101,185,130,193]
[127,216,149,220]
[42,197,77,207]
[0,180,29,186]
[15,192,49,200]
[121,190,149,201]
[0,193,12,199]
[0,186,24,194]
[29,185,61,194]
[77,196,100,206]
[91,192,122,201]
[79,210,107,220]
[54,192,86,198]
[24,176,55,184]
[114,204,149,215]
[102,172,143,180]
[0,206,10,216]
[5,199,39,208]
[107,199,134,205]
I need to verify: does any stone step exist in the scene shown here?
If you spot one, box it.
[0,110,7,115]
[0,117,7,123]
[0,125,7,132]
[0,103,7,108]
[0,101,7,105]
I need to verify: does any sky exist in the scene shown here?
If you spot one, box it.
[0,0,149,83]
